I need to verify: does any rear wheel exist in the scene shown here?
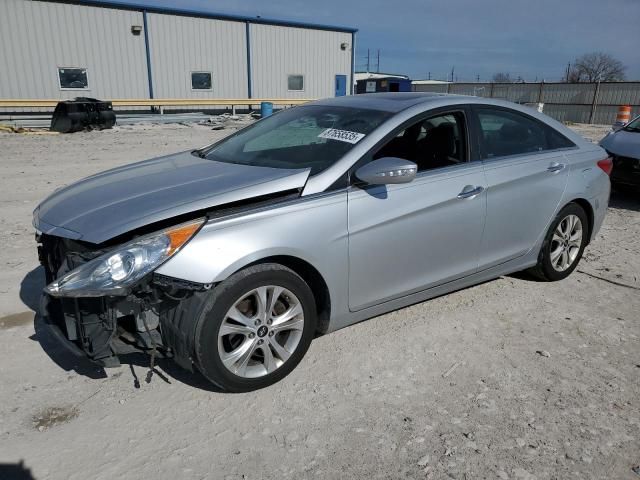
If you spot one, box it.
[193,264,317,392]
[529,203,588,281]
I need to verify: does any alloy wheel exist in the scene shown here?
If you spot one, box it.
[217,285,305,378]
[550,214,583,272]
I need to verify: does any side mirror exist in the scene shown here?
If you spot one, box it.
[355,157,417,185]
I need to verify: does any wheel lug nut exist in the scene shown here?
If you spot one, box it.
[268,331,274,337]
[248,333,255,338]
[254,319,261,326]
[267,319,272,325]
[257,339,264,345]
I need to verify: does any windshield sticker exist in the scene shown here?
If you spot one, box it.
[318,128,365,144]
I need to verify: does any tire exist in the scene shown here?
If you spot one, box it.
[192,263,317,392]
[528,203,589,281]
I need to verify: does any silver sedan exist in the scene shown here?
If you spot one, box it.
[34,93,611,391]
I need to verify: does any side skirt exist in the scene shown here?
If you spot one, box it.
[327,251,539,333]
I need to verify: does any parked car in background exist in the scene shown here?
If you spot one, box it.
[600,114,640,190]
[34,93,611,392]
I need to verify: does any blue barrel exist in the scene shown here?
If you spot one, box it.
[260,101,273,118]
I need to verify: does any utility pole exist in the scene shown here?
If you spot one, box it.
[450,66,455,83]
[565,62,571,82]
[428,71,431,80]
[476,74,480,82]
[376,49,380,73]
[366,49,370,73]
[589,77,602,124]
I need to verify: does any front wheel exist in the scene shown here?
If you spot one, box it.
[193,264,317,392]
[528,203,588,281]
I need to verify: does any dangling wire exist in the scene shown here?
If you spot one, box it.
[141,310,158,384]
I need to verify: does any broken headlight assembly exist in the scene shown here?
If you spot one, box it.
[45,219,205,297]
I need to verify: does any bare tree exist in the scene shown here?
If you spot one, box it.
[566,68,582,83]
[492,72,512,83]
[570,52,626,82]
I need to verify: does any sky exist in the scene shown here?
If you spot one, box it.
[115,0,639,82]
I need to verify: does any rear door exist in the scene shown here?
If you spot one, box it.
[471,106,572,269]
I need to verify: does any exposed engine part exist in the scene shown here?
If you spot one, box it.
[37,233,210,368]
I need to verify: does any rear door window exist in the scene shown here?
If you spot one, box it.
[475,108,574,159]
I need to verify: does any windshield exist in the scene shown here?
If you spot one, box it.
[623,115,640,132]
[203,105,391,175]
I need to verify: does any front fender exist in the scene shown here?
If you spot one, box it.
[155,191,349,308]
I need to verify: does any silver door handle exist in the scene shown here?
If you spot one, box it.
[457,186,484,199]
[547,163,565,173]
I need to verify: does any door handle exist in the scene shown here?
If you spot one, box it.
[547,162,565,173]
[457,185,484,199]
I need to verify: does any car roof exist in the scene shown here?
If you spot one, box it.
[306,93,590,151]
[310,92,467,113]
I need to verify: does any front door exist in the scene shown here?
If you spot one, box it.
[472,106,570,268]
[335,75,347,97]
[347,109,487,311]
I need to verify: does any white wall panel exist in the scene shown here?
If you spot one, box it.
[146,13,248,99]
[0,0,149,99]
[250,24,352,99]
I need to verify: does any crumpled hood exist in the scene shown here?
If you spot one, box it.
[34,151,310,244]
[600,129,640,159]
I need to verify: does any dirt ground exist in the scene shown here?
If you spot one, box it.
[0,121,638,480]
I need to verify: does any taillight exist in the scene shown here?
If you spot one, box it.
[597,157,613,176]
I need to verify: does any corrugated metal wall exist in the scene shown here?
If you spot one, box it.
[0,0,149,100]
[1,0,355,108]
[412,83,449,94]
[250,24,352,99]
[146,13,248,99]
[413,81,640,124]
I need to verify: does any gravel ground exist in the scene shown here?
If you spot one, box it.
[0,121,638,480]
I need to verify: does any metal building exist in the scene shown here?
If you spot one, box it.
[354,73,412,94]
[0,0,357,104]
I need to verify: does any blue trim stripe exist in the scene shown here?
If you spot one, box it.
[142,10,154,99]
[40,0,358,33]
[245,22,252,99]
[350,32,356,95]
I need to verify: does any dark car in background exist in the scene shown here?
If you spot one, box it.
[600,114,640,190]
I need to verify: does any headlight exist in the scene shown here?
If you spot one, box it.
[45,218,205,297]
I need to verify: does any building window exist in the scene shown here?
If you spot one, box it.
[58,68,88,90]
[287,74,304,91]
[191,72,212,90]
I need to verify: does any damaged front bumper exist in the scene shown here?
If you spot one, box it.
[39,292,162,368]
[37,233,209,370]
